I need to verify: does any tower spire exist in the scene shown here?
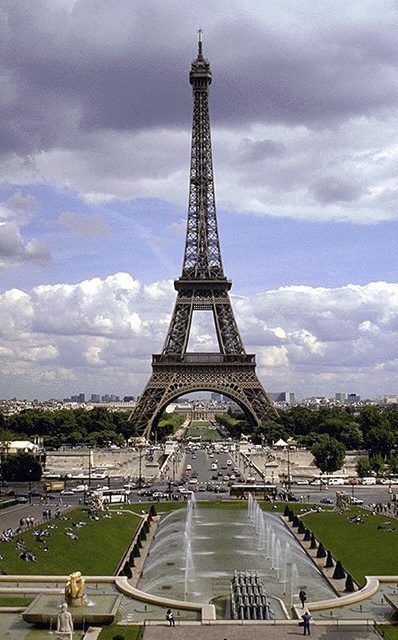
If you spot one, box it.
[198,28,203,57]
[182,33,223,281]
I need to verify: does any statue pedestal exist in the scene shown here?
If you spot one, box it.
[67,596,85,607]
[56,633,72,640]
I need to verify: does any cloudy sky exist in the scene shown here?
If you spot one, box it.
[1,0,398,400]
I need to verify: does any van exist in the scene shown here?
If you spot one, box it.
[361,476,376,485]
[328,478,345,486]
[186,464,192,471]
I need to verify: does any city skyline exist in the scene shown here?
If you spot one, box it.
[1,1,398,399]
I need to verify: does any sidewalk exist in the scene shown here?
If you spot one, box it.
[142,623,377,640]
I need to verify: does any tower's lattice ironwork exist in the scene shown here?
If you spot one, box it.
[130,33,277,438]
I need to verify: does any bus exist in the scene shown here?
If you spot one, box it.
[100,489,129,504]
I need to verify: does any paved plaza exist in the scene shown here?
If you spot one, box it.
[142,623,377,640]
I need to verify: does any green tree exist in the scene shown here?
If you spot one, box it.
[2,452,42,482]
[311,437,346,474]
[339,422,362,449]
[370,454,385,475]
[388,457,398,475]
[359,406,390,435]
[356,456,372,478]
[289,407,316,436]
[364,426,396,458]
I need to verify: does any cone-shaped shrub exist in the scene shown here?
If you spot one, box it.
[316,543,326,558]
[310,533,317,549]
[303,528,311,541]
[292,515,300,528]
[345,574,355,592]
[144,518,150,532]
[333,560,346,580]
[325,550,334,568]
[139,528,147,542]
[149,504,157,517]
[129,550,135,566]
[283,505,290,517]
[123,561,132,579]
[298,520,306,534]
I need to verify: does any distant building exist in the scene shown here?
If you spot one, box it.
[123,396,135,402]
[101,394,119,402]
[211,392,222,402]
[348,393,360,403]
[335,392,348,402]
[268,392,295,405]
[384,395,398,404]
[91,394,101,403]
[70,393,85,403]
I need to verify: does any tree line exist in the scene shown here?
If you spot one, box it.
[0,407,134,450]
[216,405,398,474]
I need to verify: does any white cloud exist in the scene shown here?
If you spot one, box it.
[1,273,398,398]
[0,194,50,270]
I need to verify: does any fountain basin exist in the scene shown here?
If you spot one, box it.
[22,594,122,627]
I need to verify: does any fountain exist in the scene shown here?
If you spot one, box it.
[23,571,121,629]
[140,499,335,616]
[184,494,196,599]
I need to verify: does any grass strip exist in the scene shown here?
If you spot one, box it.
[0,596,33,607]
[98,624,143,640]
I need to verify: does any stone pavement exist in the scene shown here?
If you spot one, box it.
[142,623,377,639]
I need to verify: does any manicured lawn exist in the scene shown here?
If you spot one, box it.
[303,508,398,586]
[98,624,142,639]
[0,596,33,607]
[185,421,222,441]
[0,508,141,575]
[198,500,320,513]
[114,502,186,515]
[376,625,398,639]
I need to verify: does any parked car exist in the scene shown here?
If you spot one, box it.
[320,497,334,504]
[17,496,29,503]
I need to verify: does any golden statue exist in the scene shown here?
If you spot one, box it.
[65,571,86,605]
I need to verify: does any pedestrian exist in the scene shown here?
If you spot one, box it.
[302,611,311,636]
[166,608,175,626]
[299,587,307,608]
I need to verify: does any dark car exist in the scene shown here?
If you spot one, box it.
[287,493,299,502]
[17,496,29,503]
[320,497,334,504]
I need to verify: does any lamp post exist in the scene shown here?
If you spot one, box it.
[287,446,291,492]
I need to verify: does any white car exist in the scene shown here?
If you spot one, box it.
[227,460,232,465]
[349,497,364,505]
[73,484,88,492]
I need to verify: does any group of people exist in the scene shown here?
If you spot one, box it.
[19,515,35,529]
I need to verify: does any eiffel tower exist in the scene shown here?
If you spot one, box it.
[130,32,277,439]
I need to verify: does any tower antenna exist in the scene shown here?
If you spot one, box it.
[198,28,203,56]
